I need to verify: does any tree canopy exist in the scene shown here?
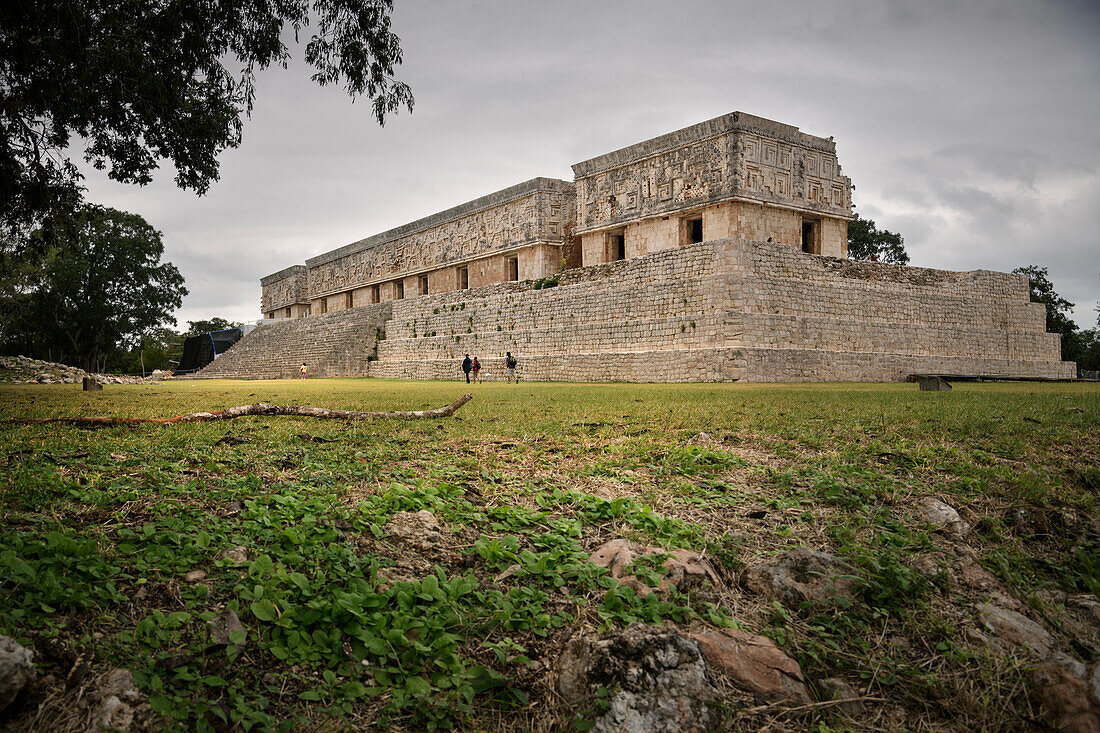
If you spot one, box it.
[848,216,910,265]
[0,206,185,371]
[187,317,242,336]
[0,0,413,243]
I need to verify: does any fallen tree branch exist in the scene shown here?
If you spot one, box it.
[5,394,474,426]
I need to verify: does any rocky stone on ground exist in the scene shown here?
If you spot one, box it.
[0,635,35,713]
[687,628,810,703]
[817,677,865,716]
[743,547,858,607]
[557,623,718,733]
[922,498,971,537]
[977,603,1054,657]
[1030,653,1100,733]
[0,355,149,385]
[217,546,250,564]
[383,510,445,554]
[87,668,152,732]
[209,608,246,648]
[184,569,206,583]
[588,539,718,596]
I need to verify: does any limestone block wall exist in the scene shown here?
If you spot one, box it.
[724,240,1074,381]
[207,238,1074,383]
[367,243,729,381]
[194,304,392,380]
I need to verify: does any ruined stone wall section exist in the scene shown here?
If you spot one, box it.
[304,178,573,299]
[219,238,1073,383]
[194,304,392,380]
[260,265,309,315]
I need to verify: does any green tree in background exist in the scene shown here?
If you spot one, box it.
[0,206,185,371]
[848,215,910,264]
[186,318,242,336]
[0,0,413,249]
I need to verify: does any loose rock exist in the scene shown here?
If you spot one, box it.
[922,498,971,537]
[217,546,250,564]
[978,603,1053,657]
[0,635,35,713]
[817,677,865,716]
[209,608,246,648]
[688,628,810,703]
[589,539,718,596]
[184,570,206,583]
[744,548,858,607]
[383,510,445,554]
[1030,653,1100,733]
[88,669,151,732]
[557,624,718,732]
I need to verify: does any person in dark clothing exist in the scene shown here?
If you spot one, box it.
[461,354,473,383]
[505,352,518,383]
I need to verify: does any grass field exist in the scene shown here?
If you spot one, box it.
[1,378,1098,731]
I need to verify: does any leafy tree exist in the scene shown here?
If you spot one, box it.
[0,0,413,244]
[111,326,183,374]
[186,318,241,336]
[0,206,185,371]
[848,215,910,264]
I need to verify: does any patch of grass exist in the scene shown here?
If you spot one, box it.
[0,378,1097,730]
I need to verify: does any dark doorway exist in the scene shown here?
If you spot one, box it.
[611,233,625,261]
[506,257,519,281]
[689,218,703,244]
[802,222,815,254]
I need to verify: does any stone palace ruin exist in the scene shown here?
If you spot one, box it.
[197,112,1075,382]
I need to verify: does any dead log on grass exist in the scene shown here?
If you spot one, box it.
[5,393,473,426]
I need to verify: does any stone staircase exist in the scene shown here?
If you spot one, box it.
[191,303,392,379]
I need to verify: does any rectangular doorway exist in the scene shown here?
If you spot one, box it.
[801,220,817,254]
[506,257,519,281]
[610,232,625,261]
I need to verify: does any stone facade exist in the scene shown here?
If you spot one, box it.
[573,112,852,265]
[262,178,576,319]
[260,265,310,319]
[223,112,1076,383]
[199,239,1074,382]
[260,112,853,318]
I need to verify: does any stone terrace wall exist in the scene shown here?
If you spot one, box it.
[725,240,1074,381]
[193,304,392,379]
[367,242,730,382]
[198,239,1074,383]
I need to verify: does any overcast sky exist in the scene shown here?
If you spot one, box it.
[80,0,1100,329]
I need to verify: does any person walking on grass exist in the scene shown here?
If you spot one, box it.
[461,354,473,384]
[299,362,307,379]
[472,356,481,384]
[505,352,518,383]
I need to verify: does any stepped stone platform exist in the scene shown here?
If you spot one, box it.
[194,239,1075,383]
